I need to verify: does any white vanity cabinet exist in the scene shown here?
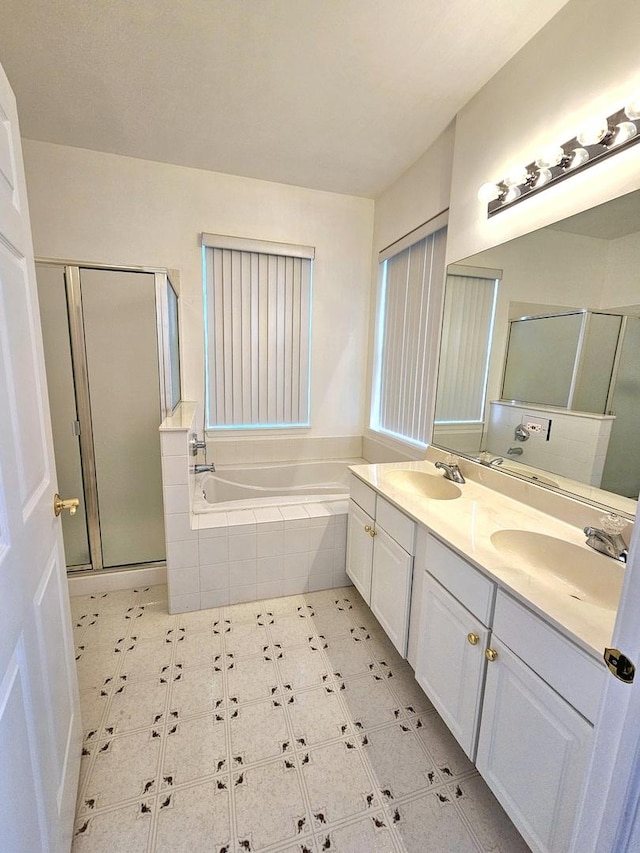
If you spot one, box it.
[476,592,600,853]
[415,533,604,853]
[346,475,415,656]
[415,534,495,759]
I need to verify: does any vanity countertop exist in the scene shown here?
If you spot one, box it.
[349,459,623,660]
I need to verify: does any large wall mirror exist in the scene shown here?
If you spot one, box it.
[432,189,640,520]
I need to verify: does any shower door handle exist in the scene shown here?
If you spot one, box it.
[54,494,80,517]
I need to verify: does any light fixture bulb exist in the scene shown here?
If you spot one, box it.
[503,166,528,187]
[567,147,589,169]
[503,185,521,203]
[535,168,553,188]
[576,118,610,146]
[613,121,638,146]
[477,182,501,203]
[535,146,564,169]
[624,94,640,121]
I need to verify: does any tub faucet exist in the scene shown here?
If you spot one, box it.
[434,460,465,484]
[192,463,216,474]
[507,447,523,456]
[584,515,628,563]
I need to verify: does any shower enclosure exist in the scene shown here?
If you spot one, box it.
[37,263,181,573]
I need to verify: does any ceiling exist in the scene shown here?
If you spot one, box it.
[0,0,568,197]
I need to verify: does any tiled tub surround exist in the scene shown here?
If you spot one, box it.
[160,407,356,614]
[71,583,528,852]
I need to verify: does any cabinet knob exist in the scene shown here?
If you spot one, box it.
[485,648,498,662]
[467,632,479,646]
[364,524,372,533]
[370,528,377,537]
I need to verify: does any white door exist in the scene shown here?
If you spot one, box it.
[345,499,374,602]
[370,527,413,657]
[477,638,593,853]
[0,62,81,851]
[415,573,489,759]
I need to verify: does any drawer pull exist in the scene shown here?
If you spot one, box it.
[467,632,479,646]
[485,648,498,662]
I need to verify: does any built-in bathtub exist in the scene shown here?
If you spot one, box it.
[192,459,355,512]
[178,459,363,611]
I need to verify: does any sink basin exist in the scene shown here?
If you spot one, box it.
[382,470,461,500]
[491,529,624,611]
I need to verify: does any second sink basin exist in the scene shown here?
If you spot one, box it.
[491,529,624,611]
[382,469,461,500]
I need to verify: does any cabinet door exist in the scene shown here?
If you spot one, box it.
[415,573,489,759]
[370,527,413,657]
[346,500,374,602]
[477,638,593,853]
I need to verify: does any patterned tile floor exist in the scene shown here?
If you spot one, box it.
[71,584,530,853]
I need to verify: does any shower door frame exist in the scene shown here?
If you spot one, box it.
[37,258,180,574]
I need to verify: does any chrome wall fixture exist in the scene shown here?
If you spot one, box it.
[478,94,640,217]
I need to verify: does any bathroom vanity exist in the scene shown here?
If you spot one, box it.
[346,454,624,853]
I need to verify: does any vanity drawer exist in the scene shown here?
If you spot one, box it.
[349,474,377,518]
[425,534,494,625]
[494,590,605,722]
[377,497,416,554]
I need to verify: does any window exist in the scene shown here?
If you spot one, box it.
[434,267,499,424]
[202,234,314,430]
[370,215,447,448]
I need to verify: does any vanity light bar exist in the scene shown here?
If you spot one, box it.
[479,97,640,217]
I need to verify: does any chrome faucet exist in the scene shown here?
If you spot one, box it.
[435,460,465,484]
[584,523,628,563]
[189,432,207,457]
[192,463,216,474]
[507,447,523,456]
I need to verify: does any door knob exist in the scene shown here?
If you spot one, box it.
[54,494,80,517]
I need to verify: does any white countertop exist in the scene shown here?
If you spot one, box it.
[349,459,623,659]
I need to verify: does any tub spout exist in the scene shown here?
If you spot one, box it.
[192,463,216,473]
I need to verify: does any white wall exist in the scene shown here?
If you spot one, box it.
[363,122,456,462]
[603,232,640,310]
[22,140,374,440]
[447,0,640,264]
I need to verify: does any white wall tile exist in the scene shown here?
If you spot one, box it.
[201,589,230,609]
[308,525,334,551]
[200,562,230,591]
[284,528,310,555]
[309,550,334,576]
[257,531,284,558]
[168,566,200,597]
[256,556,282,583]
[253,507,284,524]
[280,505,309,521]
[256,580,283,600]
[199,537,229,565]
[162,454,190,485]
[165,512,198,542]
[163,484,190,514]
[161,431,189,457]
[168,592,201,614]
[229,584,258,604]
[229,559,257,587]
[198,514,229,535]
[283,553,309,579]
[228,533,257,562]
[308,573,333,592]
[283,577,308,595]
[167,540,199,570]
[332,571,351,588]
[227,511,256,529]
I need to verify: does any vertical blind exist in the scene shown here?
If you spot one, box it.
[434,272,498,423]
[203,236,313,429]
[372,225,447,445]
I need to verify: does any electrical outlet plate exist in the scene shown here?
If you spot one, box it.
[523,416,551,439]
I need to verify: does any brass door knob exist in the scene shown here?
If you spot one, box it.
[54,494,80,517]
[467,633,479,646]
[485,648,498,662]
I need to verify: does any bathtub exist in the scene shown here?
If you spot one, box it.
[193,459,362,513]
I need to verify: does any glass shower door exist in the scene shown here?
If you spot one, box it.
[80,268,166,568]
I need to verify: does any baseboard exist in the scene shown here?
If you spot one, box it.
[67,564,167,596]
